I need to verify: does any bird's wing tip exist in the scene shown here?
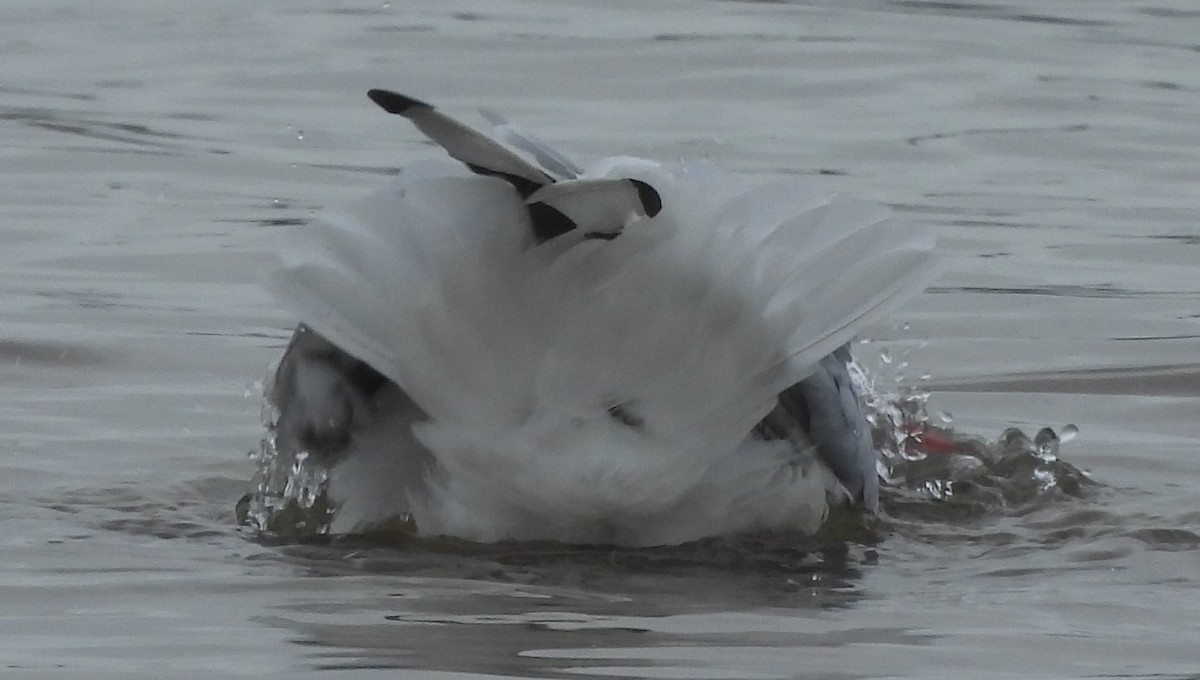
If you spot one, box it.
[367,89,431,116]
[628,179,662,217]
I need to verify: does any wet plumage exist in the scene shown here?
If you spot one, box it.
[266,90,939,546]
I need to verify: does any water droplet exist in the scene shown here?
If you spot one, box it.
[901,444,928,462]
[879,348,892,364]
[922,479,949,500]
[1034,427,1059,462]
[296,129,305,141]
[1060,424,1079,443]
[938,411,953,424]
[272,198,281,207]
[920,373,932,381]
[1033,466,1058,491]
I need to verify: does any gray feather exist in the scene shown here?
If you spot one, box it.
[757,344,879,509]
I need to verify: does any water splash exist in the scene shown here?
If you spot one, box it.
[851,354,1094,523]
[241,352,1095,540]
[237,370,334,537]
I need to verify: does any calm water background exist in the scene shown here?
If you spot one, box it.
[2,0,1198,677]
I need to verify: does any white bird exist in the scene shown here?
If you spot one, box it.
[265,90,939,547]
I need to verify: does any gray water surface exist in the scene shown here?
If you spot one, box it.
[2,1,1198,678]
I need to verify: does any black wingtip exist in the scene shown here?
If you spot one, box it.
[367,89,430,116]
[527,202,578,244]
[629,179,663,217]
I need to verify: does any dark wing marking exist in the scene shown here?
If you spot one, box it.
[526,202,577,243]
[367,89,553,198]
[368,89,662,244]
[525,178,662,241]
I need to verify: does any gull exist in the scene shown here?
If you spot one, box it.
[265,90,939,546]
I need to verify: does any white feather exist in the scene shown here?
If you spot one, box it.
[480,108,583,180]
[370,91,553,190]
[269,118,940,546]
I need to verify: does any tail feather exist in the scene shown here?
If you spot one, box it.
[270,170,539,426]
[274,158,937,435]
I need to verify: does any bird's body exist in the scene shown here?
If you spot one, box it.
[265,91,938,546]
